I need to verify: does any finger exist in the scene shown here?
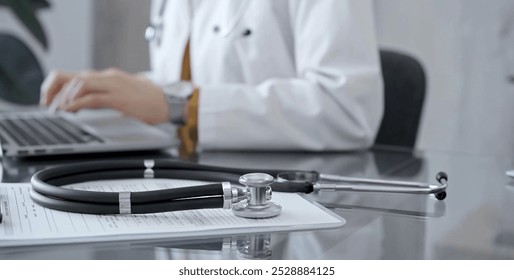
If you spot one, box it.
[40,70,75,106]
[66,73,117,102]
[47,80,76,113]
[48,78,87,113]
[63,94,114,112]
[61,78,85,106]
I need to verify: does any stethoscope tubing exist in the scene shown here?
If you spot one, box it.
[31,159,446,196]
[30,159,448,215]
[30,189,223,215]
[29,159,312,215]
[33,159,311,188]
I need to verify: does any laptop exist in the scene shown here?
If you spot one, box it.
[0,108,178,157]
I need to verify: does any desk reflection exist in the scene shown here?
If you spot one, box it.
[154,234,272,260]
[0,148,450,259]
[151,149,444,259]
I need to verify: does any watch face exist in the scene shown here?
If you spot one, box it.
[164,82,194,98]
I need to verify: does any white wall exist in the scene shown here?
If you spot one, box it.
[92,0,150,72]
[374,0,514,157]
[0,0,93,73]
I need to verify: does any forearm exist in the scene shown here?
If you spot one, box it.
[196,71,383,151]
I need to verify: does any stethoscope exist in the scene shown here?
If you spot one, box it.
[30,159,448,219]
[145,0,252,46]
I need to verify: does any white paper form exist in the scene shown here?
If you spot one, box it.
[0,179,345,247]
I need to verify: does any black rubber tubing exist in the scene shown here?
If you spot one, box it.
[31,159,316,203]
[29,159,317,214]
[29,189,223,214]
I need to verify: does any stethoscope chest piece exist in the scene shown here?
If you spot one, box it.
[232,173,282,219]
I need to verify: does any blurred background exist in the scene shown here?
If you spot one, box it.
[0,0,513,158]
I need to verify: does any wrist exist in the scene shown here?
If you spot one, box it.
[183,99,190,121]
[162,81,194,125]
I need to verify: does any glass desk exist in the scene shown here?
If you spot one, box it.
[1,146,513,259]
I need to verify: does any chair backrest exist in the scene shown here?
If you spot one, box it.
[0,33,44,105]
[375,49,426,148]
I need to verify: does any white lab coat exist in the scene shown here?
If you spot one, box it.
[149,0,384,151]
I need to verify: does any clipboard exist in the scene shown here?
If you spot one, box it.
[0,179,345,247]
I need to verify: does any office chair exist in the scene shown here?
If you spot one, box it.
[0,33,44,105]
[375,49,426,148]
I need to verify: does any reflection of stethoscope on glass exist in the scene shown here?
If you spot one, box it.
[145,0,252,46]
[154,234,273,260]
[29,159,448,219]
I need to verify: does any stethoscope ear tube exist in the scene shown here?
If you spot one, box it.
[434,172,448,200]
[436,172,448,184]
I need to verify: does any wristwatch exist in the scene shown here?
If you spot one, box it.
[162,81,194,125]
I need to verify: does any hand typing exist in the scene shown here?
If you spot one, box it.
[40,68,169,125]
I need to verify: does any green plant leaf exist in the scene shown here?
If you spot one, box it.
[5,0,48,50]
[0,65,33,104]
[0,0,50,9]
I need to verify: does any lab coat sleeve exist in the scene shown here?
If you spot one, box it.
[198,0,384,151]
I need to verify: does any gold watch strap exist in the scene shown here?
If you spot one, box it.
[178,39,198,158]
[178,89,199,158]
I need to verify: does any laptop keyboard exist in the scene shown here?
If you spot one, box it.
[0,115,102,147]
